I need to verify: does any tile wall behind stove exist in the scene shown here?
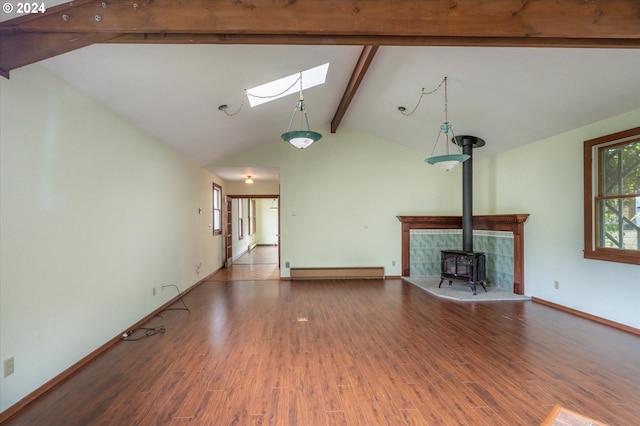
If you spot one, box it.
[409,229,514,291]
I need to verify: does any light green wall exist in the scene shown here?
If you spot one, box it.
[224,180,279,196]
[215,124,464,277]
[474,109,640,327]
[0,66,224,412]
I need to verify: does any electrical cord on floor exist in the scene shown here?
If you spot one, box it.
[159,284,191,315]
[121,326,166,341]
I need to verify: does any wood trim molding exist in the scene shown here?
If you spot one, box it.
[532,297,640,336]
[397,214,529,294]
[226,194,279,199]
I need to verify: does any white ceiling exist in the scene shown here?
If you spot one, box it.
[38,43,640,182]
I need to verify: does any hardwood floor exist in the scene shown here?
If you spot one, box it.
[4,278,640,425]
[232,246,279,265]
[210,246,280,281]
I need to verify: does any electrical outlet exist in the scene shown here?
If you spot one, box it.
[554,280,560,290]
[392,260,396,266]
[4,357,14,378]
[153,287,156,296]
[285,261,290,268]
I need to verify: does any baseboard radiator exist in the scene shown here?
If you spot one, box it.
[290,267,385,280]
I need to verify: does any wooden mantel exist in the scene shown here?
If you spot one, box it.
[397,214,529,294]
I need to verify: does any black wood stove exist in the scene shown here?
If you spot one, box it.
[438,135,487,295]
[439,250,487,295]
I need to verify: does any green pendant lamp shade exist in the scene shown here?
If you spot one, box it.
[281,130,322,149]
[282,75,322,149]
[425,153,471,170]
[424,120,470,170]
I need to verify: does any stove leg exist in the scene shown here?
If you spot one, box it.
[480,281,487,292]
[469,282,477,295]
[438,278,444,288]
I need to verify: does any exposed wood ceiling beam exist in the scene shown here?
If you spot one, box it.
[0,30,118,77]
[5,0,640,38]
[331,45,378,133]
[0,0,117,75]
[2,0,639,76]
[107,33,640,49]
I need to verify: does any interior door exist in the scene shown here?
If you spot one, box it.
[225,196,233,267]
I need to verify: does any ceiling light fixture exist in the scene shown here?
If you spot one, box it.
[245,175,253,184]
[281,72,322,149]
[425,77,469,170]
[399,76,470,171]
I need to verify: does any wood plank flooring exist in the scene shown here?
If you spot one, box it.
[232,246,279,265]
[210,246,280,281]
[4,278,640,425]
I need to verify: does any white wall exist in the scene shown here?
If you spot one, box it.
[474,109,640,328]
[0,66,224,413]
[231,198,249,259]
[215,124,464,277]
[257,198,279,246]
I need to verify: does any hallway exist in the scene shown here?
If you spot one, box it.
[210,245,280,281]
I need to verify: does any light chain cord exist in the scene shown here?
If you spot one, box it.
[220,73,303,116]
[246,74,302,100]
[399,77,447,116]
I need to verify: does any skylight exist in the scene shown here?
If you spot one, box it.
[246,63,329,107]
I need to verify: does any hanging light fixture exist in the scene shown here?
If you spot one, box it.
[281,72,322,149]
[424,77,470,171]
[245,175,253,184]
[399,77,470,171]
[270,198,278,210]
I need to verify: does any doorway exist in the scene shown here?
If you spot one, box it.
[219,194,280,281]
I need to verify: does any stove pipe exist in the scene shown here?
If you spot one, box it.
[453,135,485,253]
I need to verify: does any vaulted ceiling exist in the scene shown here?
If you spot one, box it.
[2,0,639,182]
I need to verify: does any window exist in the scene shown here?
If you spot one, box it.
[246,63,329,107]
[237,199,244,240]
[584,127,640,265]
[249,199,257,235]
[212,183,222,235]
